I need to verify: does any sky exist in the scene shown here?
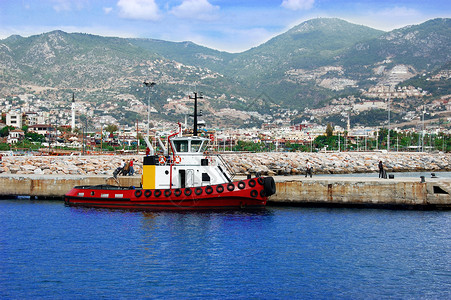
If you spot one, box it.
[0,0,449,53]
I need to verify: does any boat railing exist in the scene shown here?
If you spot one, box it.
[217,154,235,180]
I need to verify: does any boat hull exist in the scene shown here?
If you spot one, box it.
[64,177,276,210]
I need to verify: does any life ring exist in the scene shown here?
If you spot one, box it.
[154,190,161,197]
[144,190,152,198]
[184,188,192,196]
[174,189,182,197]
[134,190,142,198]
[195,187,203,195]
[257,177,264,185]
[250,190,258,198]
[249,179,256,187]
[158,156,166,164]
[205,186,213,194]
[238,181,245,190]
[227,183,235,191]
[164,189,172,197]
[174,155,182,164]
[216,185,224,193]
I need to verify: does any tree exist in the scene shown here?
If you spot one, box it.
[105,124,118,136]
[25,132,45,143]
[0,126,15,137]
[326,123,333,137]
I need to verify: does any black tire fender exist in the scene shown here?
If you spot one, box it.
[205,186,213,194]
[263,177,276,196]
[195,187,203,195]
[238,181,245,190]
[249,179,256,187]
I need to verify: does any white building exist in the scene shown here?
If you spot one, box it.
[6,111,22,128]
[7,129,24,144]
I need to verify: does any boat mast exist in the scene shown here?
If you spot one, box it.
[189,92,203,136]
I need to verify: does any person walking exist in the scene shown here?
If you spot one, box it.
[305,159,313,178]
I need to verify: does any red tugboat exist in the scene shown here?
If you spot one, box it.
[64,93,276,210]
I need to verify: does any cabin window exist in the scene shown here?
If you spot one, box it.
[191,140,203,152]
[200,141,208,152]
[173,140,189,152]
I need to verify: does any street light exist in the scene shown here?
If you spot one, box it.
[422,105,426,152]
[143,81,156,138]
[387,85,391,152]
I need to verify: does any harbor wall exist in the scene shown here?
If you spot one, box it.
[0,174,450,208]
[269,177,451,208]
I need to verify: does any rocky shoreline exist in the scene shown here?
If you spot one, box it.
[223,152,451,175]
[0,152,450,176]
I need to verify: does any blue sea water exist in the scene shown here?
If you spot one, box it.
[0,200,450,299]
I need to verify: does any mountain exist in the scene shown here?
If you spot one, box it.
[224,18,385,106]
[0,18,449,128]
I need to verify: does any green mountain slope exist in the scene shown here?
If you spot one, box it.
[0,18,449,127]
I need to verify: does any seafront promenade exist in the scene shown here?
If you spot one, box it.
[1,152,450,208]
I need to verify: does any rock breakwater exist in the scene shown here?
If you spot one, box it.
[222,152,451,176]
[0,152,449,176]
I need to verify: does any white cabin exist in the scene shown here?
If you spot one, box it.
[142,136,233,190]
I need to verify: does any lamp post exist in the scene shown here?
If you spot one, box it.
[143,81,156,138]
[422,105,425,152]
[387,85,391,152]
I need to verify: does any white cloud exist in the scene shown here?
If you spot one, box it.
[51,0,72,12]
[103,7,113,15]
[378,6,420,18]
[51,0,87,12]
[170,0,219,21]
[117,0,160,21]
[281,0,315,11]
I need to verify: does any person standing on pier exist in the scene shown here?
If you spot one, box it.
[305,159,313,178]
[378,160,384,178]
[128,159,135,176]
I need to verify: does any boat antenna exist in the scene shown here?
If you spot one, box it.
[189,92,203,136]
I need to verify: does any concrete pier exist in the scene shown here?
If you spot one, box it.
[268,176,451,209]
[0,174,450,209]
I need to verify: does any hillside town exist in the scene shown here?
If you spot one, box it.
[1,86,450,154]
